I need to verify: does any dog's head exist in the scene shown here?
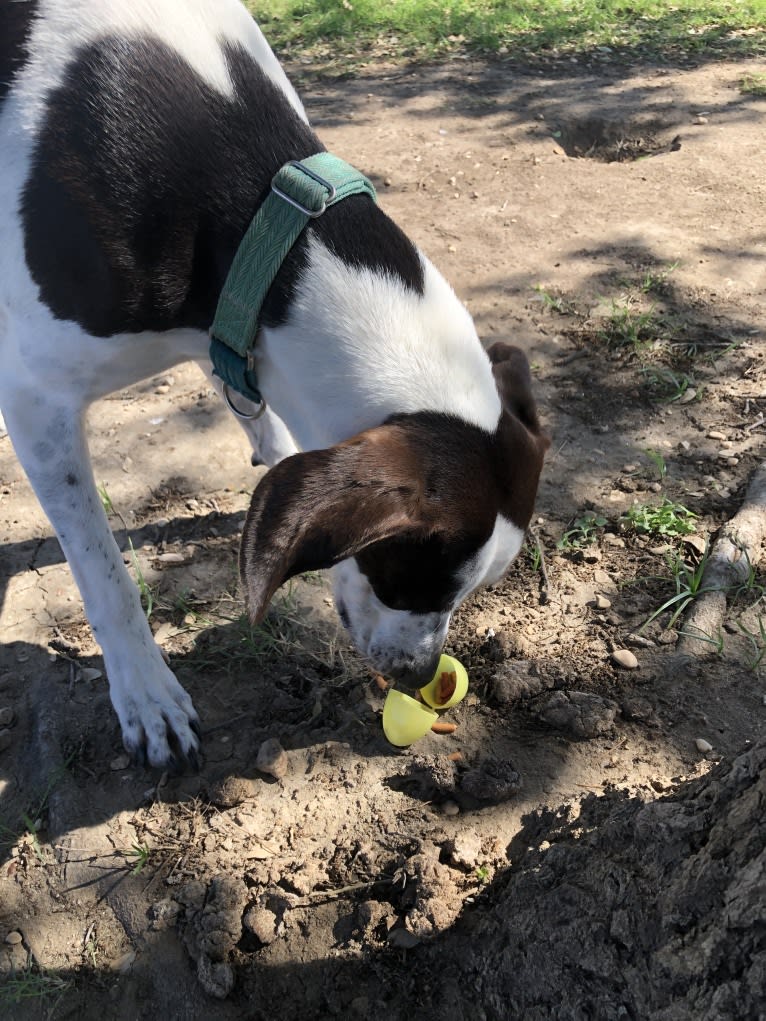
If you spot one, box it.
[239,341,548,686]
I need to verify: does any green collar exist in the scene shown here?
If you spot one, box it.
[209,152,377,410]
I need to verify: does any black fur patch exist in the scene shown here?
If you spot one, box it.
[0,0,39,107]
[22,34,424,338]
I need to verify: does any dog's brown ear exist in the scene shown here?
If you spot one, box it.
[486,341,547,441]
[488,343,547,439]
[239,427,430,624]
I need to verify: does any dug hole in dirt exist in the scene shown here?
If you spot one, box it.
[1,54,765,1021]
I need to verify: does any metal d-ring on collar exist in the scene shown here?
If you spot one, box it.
[221,382,267,421]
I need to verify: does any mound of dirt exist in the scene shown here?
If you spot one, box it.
[434,739,766,1021]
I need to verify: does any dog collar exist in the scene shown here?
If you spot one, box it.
[209,153,377,409]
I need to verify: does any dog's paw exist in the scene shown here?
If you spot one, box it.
[111,663,201,771]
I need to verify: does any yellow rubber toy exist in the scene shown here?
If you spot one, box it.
[418,654,469,709]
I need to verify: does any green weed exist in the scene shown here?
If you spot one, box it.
[639,262,678,294]
[741,73,766,96]
[736,614,766,670]
[622,499,697,538]
[641,366,696,403]
[126,842,151,875]
[557,513,607,550]
[643,447,667,481]
[639,546,712,633]
[598,300,660,353]
[98,483,156,619]
[0,965,72,1009]
[534,285,578,317]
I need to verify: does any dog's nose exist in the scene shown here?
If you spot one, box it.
[388,651,442,691]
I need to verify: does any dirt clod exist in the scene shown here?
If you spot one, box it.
[256,738,289,780]
[535,689,619,739]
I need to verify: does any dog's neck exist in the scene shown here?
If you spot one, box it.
[256,233,503,452]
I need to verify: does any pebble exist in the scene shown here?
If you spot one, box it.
[679,389,697,404]
[4,931,23,945]
[612,649,639,670]
[594,594,612,610]
[695,738,713,753]
[0,707,15,727]
[110,753,131,771]
[707,430,726,440]
[154,384,170,394]
[256,738,289,780]
[441,800,460,817]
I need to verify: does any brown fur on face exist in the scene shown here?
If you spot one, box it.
[239,344,548,621]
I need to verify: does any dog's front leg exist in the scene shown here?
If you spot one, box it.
[0,393,200,769]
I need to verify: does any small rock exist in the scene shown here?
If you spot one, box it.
[80,667,103,682]
[4,931,23,945]
[0,707,14,727]
[707,430,726,440]
[648,482,662,493]
[440,800,460,817]
[695,737,713,753]
[243,905,278,944]
[256,738,288,780]
[444,831,483,870]
[154,384,170,394]
[594,594,612,610]
[207,776,256,808]
[612,649,639,670]
[679,389,696,404]
[603,534,625,548]
[110,753,131,771]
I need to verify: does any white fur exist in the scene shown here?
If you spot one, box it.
[0,0,510,764]
[257,238,502,450]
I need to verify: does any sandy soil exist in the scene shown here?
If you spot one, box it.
[1,53,764,1019]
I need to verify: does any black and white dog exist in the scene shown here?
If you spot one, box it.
[0,0,548,768]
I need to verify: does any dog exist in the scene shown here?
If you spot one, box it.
[0,0,548,769]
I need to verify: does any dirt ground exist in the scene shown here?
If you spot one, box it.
[1,52,765,1020]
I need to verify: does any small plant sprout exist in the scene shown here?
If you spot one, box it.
[622,499,697,538]
[557,513,608,550]
[475,864,491,884]
[736,613,766,671]
[98,481,116,516]
[643,447,667,481]
[639,261,678,294]
[640,366,696,403]
[598,299,659,353]
[126,842,151,874]
[533,284,578,317]
[639,546,713,633]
